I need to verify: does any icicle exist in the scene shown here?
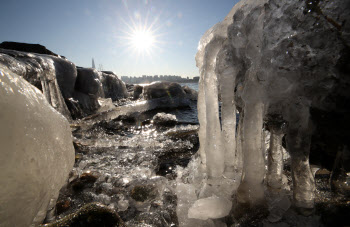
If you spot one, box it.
[197,78,207,171]
[237,82,266,204]
[266,122,285,189]
[216,45,238,180]
[285,98,315,210]
[235,110,244,180]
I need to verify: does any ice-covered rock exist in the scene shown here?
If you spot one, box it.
[75,67,104,97]
[0,48,75,120]
[0,41,62,57]
[100,71,128,101]
[0,45,128,120]
[143,81,186,100]
[152,113,178,127]
[182,85,198,101]
[0,66,75,226]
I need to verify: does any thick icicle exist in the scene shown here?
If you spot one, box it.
[216,44,239,179]
[195,7,236,178]
[197,78,207,171]
[237,82,266,204]
[266,122,285,189]
[203,54,223,178]
[285,99,315,210]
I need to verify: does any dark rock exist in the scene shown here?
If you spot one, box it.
[71,172,99,192]
[182,85,198,100]
[125,83,134,93]
[0,48,73,120]
[75,67,104,96]
[100,72,128,101]
[143,81,186,100]
[0,41,61,57]
[133,85,143,100]
[71,91,100,118]
[152,113,177,127]
[130,185,157,202]
[56,200,71,215]
[53,58,77,99]
[41,203,126,227]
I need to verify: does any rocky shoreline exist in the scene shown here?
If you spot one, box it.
[1,0,350,223]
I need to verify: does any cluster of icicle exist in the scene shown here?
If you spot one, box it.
[176,0,317,226]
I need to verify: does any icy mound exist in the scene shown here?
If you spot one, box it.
[0,66,75,226]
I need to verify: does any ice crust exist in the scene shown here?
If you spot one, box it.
[177,0,350,224]
[0,66,75,226]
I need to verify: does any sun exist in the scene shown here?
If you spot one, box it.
[130,29,155,52]
[118,14,163,58]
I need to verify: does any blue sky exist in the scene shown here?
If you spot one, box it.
[0,0,239,78]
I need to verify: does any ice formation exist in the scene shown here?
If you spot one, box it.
[177,0,350,224]
[0,66,75,226]
[188,196,232,220]
[0,48,129,120]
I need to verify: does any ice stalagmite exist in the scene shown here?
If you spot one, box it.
[285,99,315,209]
[266,121,285,189]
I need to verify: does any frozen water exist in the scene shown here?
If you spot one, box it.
[188,196,232,220]
[97,98,115,113]
[0,66,75,226]
[176,0,350,223]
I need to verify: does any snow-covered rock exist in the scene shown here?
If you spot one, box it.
[0,65,75,226]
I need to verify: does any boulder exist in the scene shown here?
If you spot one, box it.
[0,41,61,57]
[133,85,143,100]
[143,81,186,100]
[0,66,75,226]
[152,113,178,127]
[0,48,74,120]
[100,71,128,101]
[75,67,104,97]
[182,85,198,100]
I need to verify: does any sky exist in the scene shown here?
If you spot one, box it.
[0,0,239,78]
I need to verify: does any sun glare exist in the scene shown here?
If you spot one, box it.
[131,29,155,51]
[118,13,164,59]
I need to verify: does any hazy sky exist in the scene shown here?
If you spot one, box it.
[0,0,239,78]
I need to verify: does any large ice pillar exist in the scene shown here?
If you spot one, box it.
[236,82,266,204]
[216,44,240,179]
[196,21,233,178]
[285,98,315,209]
